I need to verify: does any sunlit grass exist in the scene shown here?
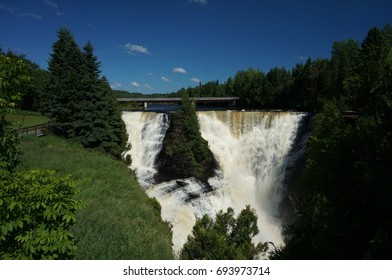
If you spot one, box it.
[19,135,174,259]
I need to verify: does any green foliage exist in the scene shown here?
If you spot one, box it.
[1,49,50,111]
[180,206,268,260]
[0,117,19,177]
[263,67,292,107]
[0,55,31,114]
[344,26,392,114]
[44,27,127,158]
[233,68,265,106]
[271,98,392,259]
[155,92,217,182]
[180,91,210,163]
[330,39,360,102]
[0,170,83,259]
[0,54,85,260]
[0,55,31,176]
[271,26,392,259]
[20,135,174,259]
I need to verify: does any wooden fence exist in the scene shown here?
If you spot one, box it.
[18,123,49,137]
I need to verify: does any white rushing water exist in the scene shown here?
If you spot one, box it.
[122,112,170,189]
[122,110,306,254]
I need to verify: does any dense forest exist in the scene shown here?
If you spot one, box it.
[171,24,392,113]
[1,23,392,259]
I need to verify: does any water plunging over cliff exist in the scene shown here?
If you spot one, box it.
[122,111,307,254]
[122,112,170,189]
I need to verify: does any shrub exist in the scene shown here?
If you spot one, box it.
[0,170,83,259]
[180,206,269,260]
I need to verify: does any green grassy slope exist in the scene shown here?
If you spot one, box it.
[5,110,49,128]
[19,135,174,259]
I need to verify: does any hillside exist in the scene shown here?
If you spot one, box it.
[19,135,174,259]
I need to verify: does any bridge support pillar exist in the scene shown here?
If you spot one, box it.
[144,102,148,109]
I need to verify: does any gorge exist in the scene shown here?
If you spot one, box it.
[122,110,309,254]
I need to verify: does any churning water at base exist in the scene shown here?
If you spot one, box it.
[122,111,307,254]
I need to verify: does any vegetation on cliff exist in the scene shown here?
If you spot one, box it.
[271,26,392,259]
[155,92,217,182]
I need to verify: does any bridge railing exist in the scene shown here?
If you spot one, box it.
[117,97,240,102]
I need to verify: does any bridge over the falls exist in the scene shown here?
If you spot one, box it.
[117,96,240,109]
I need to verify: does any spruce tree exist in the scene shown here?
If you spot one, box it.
[46,27,84,137]
[45,28,127,158]
[71,41,127,158]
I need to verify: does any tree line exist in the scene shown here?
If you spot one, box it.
[171,24,392,113]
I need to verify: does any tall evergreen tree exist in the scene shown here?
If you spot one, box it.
[45,28,127,158]
[45,27,84,137]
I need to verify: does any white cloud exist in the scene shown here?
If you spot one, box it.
[124,44,150,55]
[161,76,171,83]
[144,84,154,90]
[173,67,188,74]
[0,4,16,14]
[43,0,58,9]
[110,82,122,89]
[189,0,208,5]
[43,0,65,17]
[295,54,309,62]
[190,77,201,83]
[147,72,154,76]
[1,4,43,20]
[131,81,141,87]
[21,13,43,20]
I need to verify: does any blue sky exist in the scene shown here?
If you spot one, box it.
[1,0,392,94]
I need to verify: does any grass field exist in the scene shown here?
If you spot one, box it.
[5,110,49,128]
[19,135,174,259]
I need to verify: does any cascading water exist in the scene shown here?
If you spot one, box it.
[122,112,170,189]
[122,110,307,255]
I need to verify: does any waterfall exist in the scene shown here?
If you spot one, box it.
[122,112,170,189]
[122,110,307,254]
